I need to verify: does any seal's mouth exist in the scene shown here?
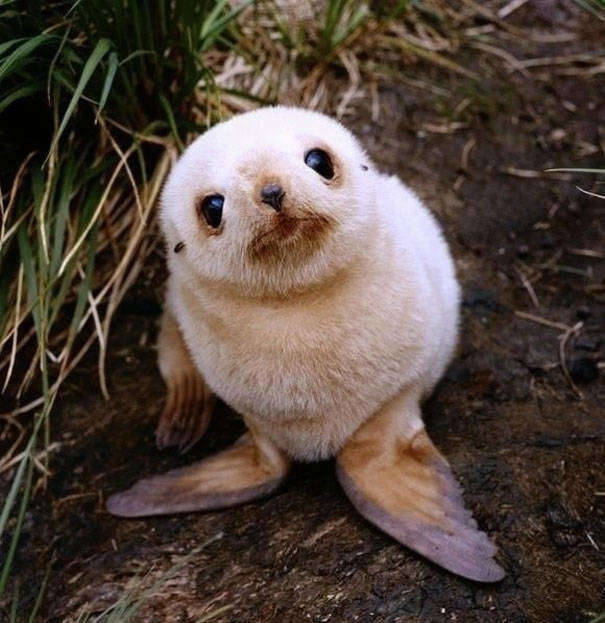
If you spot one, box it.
[247,212,334,262]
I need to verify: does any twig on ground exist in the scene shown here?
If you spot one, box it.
[518,53,605,68]
[0,442,62,477]
[567,248,604,259]
[558,321,584,399]
[576,187,605,201]
[514,311,570,332]
[460,137,476,172]
[514,266,540,308]
[469,41,531,76]
[501,167,572,180]
[497,0,530,18]
[419,121,469,134]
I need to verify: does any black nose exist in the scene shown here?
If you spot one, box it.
[260,183,285,212]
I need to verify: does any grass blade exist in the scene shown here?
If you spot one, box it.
[0,34,53,82]
[78,533,224,622]
[0,423,37,538]
[200,0,253,52]
[97,51,118,116]
[546,168,605,174]
[50,37,112,153]
[0,81,43,114]
[17,225,41,343]
[0,436,35,597]
[27,559,51,623]
[159,94,184,151]
[0,37,26,57]
[49,156,77,277]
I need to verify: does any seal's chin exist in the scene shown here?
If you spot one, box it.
[247,212,334,263]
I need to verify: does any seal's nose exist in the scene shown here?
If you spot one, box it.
[260,183,285,212]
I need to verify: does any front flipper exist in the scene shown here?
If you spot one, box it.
[107,431,290,517]
[336,393,505,583]
[156,308,214,453]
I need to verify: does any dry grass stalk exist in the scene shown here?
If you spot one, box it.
[559,321,585,399]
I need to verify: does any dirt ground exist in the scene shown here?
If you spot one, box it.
[7,5,605,623]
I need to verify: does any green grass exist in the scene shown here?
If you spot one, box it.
[573,0,605,20]
[0,0,248,617]
[74,534,229,623]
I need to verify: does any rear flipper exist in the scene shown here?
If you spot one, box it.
[336,392,505,583]
[156,309,214,453]
[107,430,290,517]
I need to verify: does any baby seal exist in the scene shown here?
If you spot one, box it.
[107,106,505,582]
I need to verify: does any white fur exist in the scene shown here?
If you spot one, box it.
[161,106,460,461]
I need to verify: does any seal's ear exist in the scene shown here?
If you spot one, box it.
[336,393,505,583]
[106,432,290,517]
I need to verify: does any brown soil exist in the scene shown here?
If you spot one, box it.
[6,6,605,623]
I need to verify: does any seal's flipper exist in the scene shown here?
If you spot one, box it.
[156,309,214,453]
[107,432,290,517]
[156,371,214,453]
[336,395,505,583]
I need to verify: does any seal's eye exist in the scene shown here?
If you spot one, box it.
[199,194,223,228]
[304,149,334,180]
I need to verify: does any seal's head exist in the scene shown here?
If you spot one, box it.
[161,106,376,295]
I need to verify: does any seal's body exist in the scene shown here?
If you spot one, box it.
[170,174,458,461]
[108,107,504,583]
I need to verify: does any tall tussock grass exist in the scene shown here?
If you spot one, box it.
[0,0,251,612]
[1,0,246,406]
